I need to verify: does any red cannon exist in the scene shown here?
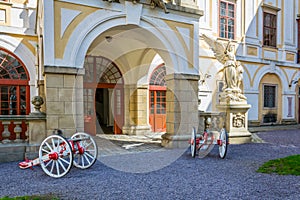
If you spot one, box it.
[189,127,229,159]
[19,131,98,178]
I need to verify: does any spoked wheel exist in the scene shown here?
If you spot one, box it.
[190,127,197,158]
[198,130,215,158]
[218,128,228,159]
[39,135,73,178]
[71,132,98,169]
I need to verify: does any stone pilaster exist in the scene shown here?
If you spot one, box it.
[44,66,84,137]
[123,84,151,135]
[161,73,199,148]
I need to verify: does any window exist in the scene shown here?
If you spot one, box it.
[0,48,30,115]
[263,12,277,47]
[150,65,166,86]
[219,0,235,39]
[263,85,276,108]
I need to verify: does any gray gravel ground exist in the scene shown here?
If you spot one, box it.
[0,130,300,200]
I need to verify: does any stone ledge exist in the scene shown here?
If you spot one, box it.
[44,66,85,75]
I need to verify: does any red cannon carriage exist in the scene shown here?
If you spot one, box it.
[19,131,98,178]
[189,127,229,159]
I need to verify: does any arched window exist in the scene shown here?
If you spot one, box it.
[0,48,30,115]
[150,65,166,86]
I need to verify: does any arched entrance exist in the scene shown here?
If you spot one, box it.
[83,56,123,135]
[149,64,166,132]
[259,73,282,124]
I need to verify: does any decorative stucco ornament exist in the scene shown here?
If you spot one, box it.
[31,96,44,113]
[202,34,247,102]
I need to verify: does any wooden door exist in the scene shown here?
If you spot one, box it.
[149,90,166,132]
[113,87,124,134]
[83,88,96,135]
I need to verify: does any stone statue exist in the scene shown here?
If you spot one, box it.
[202,34,246,102]
[150,0,169,13]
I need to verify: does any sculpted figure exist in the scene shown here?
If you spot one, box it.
[223,43,238,91]
[150,0,169,13]
[202,34,246,101]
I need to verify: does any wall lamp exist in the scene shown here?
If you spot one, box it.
[105,36,113,43]
[289,79,298,87]
[199,73,212,84]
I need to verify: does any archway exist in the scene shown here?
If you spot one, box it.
[259,73,282,124]
[83,56,123,135]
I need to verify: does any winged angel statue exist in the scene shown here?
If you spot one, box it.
[202,34,246,102]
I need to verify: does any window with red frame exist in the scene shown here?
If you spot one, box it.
[263,12,277,47]
[219,0,235,39]
[0,49,30,115]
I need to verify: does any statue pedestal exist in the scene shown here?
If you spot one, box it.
[217,102,252,144]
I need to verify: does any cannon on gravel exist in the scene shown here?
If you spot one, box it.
[189,127,229,159]
[19,130,98,178]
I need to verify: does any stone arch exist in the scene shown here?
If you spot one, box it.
[253,65,286,91]
[0,36,36,87]
[62,12,188,75]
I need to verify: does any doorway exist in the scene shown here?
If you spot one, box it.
[149,64,166,132]
[83,56,123,135]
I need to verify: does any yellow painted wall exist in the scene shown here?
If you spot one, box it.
[259,73,282,123]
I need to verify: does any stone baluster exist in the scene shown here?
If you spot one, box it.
[2,121,11,143]
[14,122,23,143]
[25,122,29,142]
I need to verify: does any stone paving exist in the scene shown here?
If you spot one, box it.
[95,133,164,157]
[95,124,300,157]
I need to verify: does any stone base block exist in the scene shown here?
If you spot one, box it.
[25,144,40,160]
[122,125,151,136]
[161,133,190,148]
[0,143,26,162]
[228,130,252,144]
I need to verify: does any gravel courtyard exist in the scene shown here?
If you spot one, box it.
[0,130,300,200]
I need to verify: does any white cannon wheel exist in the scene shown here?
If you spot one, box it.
[218,128,228,159]
[71,132,98,169]
[39,135,73,178]
[190,127,197,158]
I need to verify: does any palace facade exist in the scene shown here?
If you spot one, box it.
[0,0,299,161]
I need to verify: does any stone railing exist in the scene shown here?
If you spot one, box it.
[0,116,29,143]
[0,96,46,162]
[197,111,226,133]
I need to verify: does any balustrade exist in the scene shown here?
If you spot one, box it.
[0,117,28,144]
[198,111,226,133]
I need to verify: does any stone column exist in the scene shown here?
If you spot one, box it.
[162,73,199,148]
[123,84,151,135]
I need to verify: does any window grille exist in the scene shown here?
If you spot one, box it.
[0,48,29,115]
[263,85,276,108]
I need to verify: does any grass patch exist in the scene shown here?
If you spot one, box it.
[0,194,59,200]
[257,154,300,176]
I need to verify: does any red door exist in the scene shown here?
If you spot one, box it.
[83,88,96,135]
[149,90,166,132]
[113,87,124,134]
